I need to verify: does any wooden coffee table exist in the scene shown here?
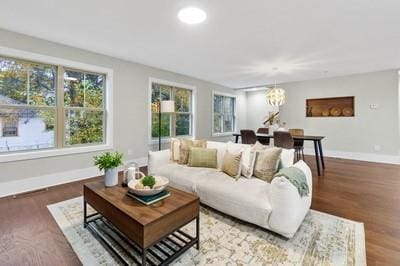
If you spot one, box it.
[83,180,200,265]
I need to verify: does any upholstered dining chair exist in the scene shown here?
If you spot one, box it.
[257,127,270,145]
[240,130,257,144]
[289,128,305,161]
[273,131,294,149]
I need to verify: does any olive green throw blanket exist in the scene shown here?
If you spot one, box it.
[274,167,309,197]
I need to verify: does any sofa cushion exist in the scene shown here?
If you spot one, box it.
[206,141,228,169]
[280,148,295,168]
[152,162,216,193]
[196,172,272,229]
[227,141,249,153]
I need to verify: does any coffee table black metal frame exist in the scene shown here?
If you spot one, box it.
[83,199,200,266]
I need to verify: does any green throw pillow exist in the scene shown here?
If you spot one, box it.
[188,147,218,168]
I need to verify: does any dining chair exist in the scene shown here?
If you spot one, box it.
[273,131,294,149]
[256,127,270,145]
[240,130,257,144]
[289,128,305,161]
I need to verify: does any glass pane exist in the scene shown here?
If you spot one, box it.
[176,114,190,136]
[152,113,170,138]
[151,83,160,104]
[223,114,234,133]
[0,108,55,152]
[64,70,104,108]
[0,58,56,107]
[28,63,56,106]
[224,96,234,114]
[0,58,28,105]
[213,114,222,133]
[85,73,104,108]
[175,89,190,112]
[160,84,171,101]
[213,95,223,113]
[65,110,104,145]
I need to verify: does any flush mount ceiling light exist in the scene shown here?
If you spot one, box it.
[178,7,207,24]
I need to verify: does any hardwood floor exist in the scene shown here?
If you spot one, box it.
[0,158,399,265]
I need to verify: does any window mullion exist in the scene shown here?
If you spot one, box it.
[56,66,64,148]
[171,88,175,137]
[26,65,30,106]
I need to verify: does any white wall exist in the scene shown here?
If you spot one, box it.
[0,29,246,183]
[246,90,279,130]
[257,70,400,160]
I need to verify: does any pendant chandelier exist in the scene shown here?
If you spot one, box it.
[266,83,285,106]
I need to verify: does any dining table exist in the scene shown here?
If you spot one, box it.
[232,133,326,176]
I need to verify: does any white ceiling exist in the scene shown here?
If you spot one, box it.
[1,0,400,88]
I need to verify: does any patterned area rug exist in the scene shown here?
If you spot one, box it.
[48,197,366,265]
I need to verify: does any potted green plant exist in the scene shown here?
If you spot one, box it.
[94,151,123,187]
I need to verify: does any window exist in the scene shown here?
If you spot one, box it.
[64,70,105,146]
[0,55,107,154]
[213,93,236,135]
[150,79,194,141]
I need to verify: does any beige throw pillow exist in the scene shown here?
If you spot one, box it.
[188,147,217,168]
[193,139,207,148]
[222,150,242,179]
[170,138,181,162]
[178,139,207,164]
[253,148,282,182]
[241,141,268,178]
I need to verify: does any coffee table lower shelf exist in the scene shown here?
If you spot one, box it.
[84,212,199,266]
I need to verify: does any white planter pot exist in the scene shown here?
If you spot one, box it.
[104,168,118,187]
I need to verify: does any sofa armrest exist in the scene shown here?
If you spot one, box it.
[268,160,312,238]
[148,149,171,175]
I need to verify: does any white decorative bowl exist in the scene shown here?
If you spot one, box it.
[128,176,169,196]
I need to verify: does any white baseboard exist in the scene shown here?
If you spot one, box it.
[303,148,400,164]
[0,157,148,198]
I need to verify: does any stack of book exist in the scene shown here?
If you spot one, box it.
[127,190,170,205]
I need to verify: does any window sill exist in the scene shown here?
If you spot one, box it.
[212,132,235,137]
[148,136,193,145]
[0,144,113,163]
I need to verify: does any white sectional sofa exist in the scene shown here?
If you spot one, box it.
[148,141,312,238]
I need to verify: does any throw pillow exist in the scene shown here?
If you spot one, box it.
[221,150,242,179]
[188,147,218,168]
[193,139,207,148]
[253,148,282,182]
[241,141,267,178]
[178,139,193,164]
[253,141,267,150]
[241,147,257,178]
[178,139,208,164]
[170,138,181,162]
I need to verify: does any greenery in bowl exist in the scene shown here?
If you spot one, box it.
[94,151,123,171]
[142,175,156,188]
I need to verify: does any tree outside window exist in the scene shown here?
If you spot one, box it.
[0,56,106,153]
[151,82,193,139]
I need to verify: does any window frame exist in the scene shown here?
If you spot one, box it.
[0,46,113,163]
[212,91,237,137]
[148,77,196,144]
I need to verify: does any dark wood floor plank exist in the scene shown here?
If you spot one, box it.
[0,160,399,265]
